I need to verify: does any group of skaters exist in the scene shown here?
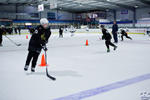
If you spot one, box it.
[59,25,76,37]
[1,26,21,35]
[14,27,21,35]
[100,21,132,52]
[0,25,22,46]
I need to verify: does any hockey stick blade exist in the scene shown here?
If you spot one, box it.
[46,72,56,80]
[46,68,56,80]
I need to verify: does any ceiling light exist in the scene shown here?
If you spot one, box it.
[135,5,138,8]
[79,3,82,6]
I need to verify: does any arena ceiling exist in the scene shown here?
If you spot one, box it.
[0,0,150,12]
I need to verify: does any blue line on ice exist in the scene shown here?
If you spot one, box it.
[53,73,150,100]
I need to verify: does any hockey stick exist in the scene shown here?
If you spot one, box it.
[44,48,56,81]
[4,35,21,46]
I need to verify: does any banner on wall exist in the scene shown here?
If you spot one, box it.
[120,10,129,20]
[38,4,44,11]
[75,11,106,21]
[121,10,128,14]
[81,11,106,19]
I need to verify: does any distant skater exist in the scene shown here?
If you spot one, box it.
[0,25,6,46]
[120,29,132,41]
[18,27,21,35]
[59,27,63,38]
[70,25,76,37]
[101,25,117,52]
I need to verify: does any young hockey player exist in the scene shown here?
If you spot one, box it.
[24,18,51,72]
[0,25,6,46]
[120,28,132,41]
[101,25,117,52]
[59,27,63,38]
[70,25,76,37]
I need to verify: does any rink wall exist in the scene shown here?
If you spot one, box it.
[20,28,146,34]
[73,28,146,34]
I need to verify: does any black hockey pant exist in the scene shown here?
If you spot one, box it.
[105,40,116,49]
[121,34,132,41]
[0,36,2,45]
[25,51,40,68]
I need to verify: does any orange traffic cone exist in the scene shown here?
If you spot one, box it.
[85,40,89,46]
[39,54,48,67]
[26,35,28,39]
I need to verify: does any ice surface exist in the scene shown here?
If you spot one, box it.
[0,33,150,100]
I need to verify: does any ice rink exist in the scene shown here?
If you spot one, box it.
[0,33,150,100]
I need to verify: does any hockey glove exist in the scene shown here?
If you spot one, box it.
[42,45,48,51]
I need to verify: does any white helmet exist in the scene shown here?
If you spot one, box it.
[40,18,49,25]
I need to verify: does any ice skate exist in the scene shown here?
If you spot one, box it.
[114,46,117,50]
[31,67,35,72]
[24,65,29,71]
[107,49,110,52]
